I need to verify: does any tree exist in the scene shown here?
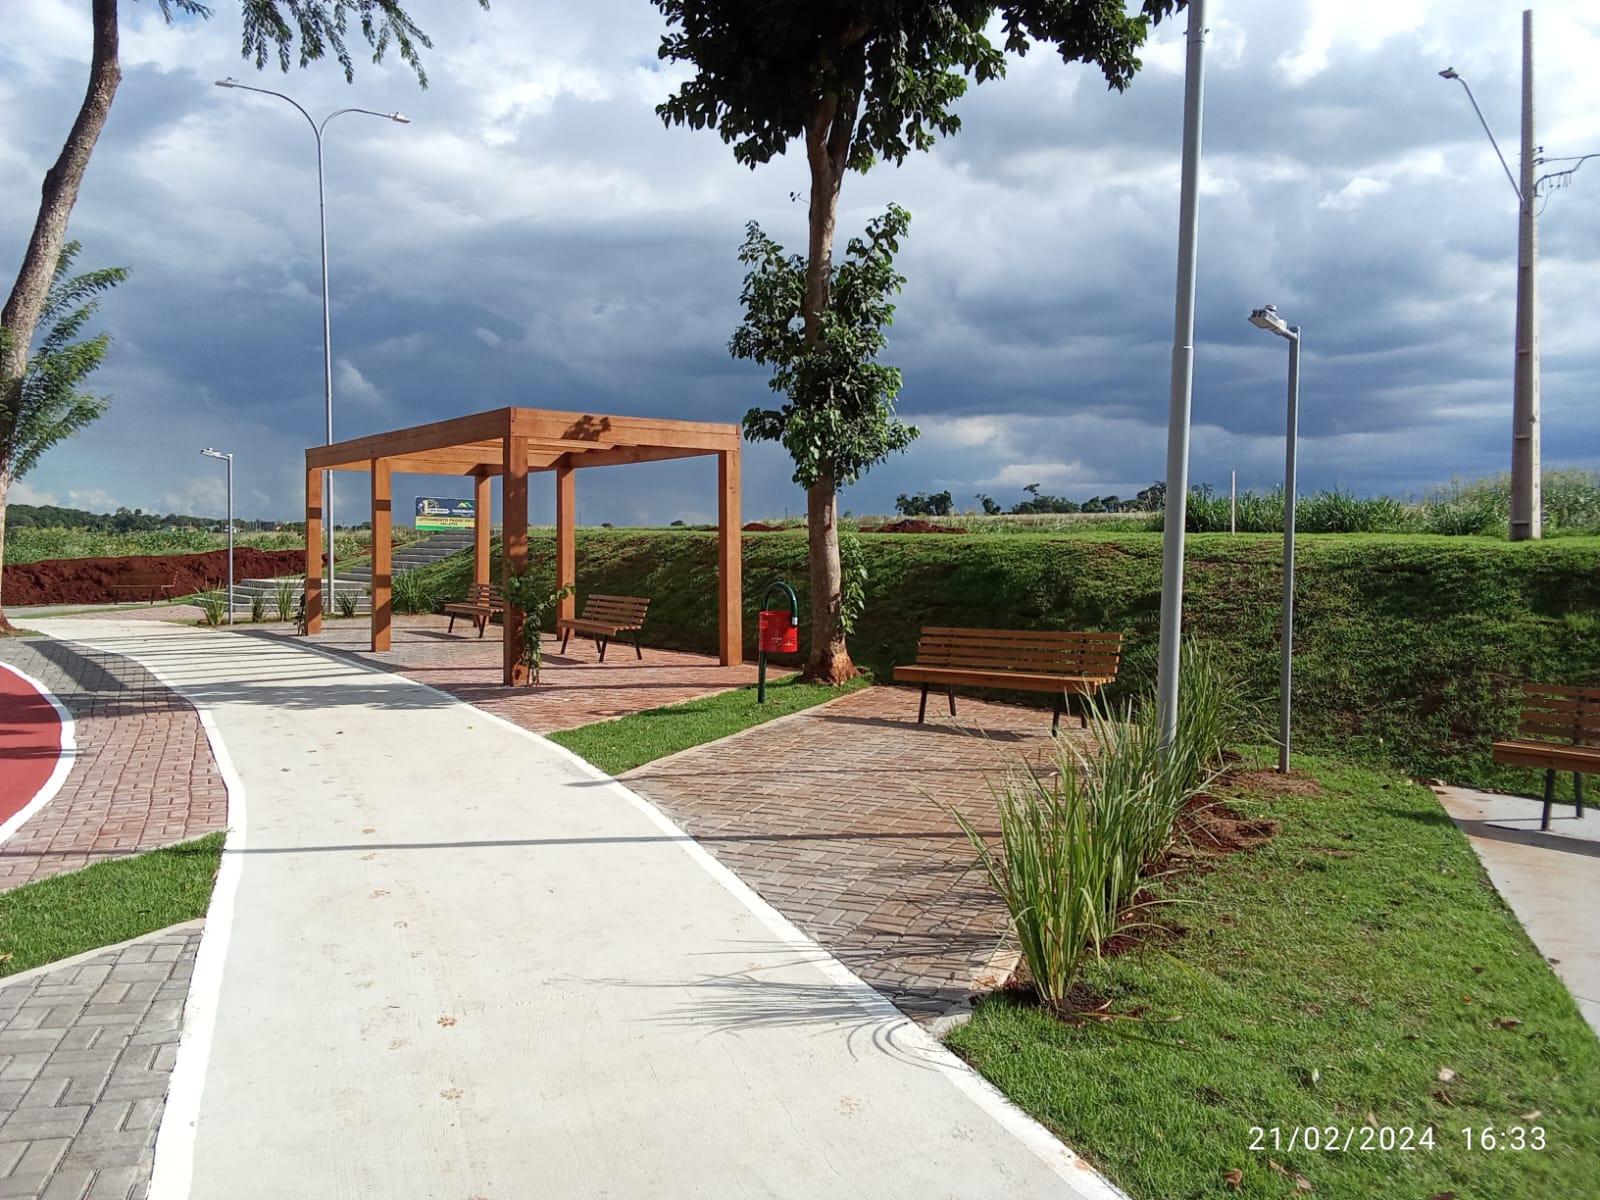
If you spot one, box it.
[0,0,481,630]
[655,0,1182,681]
[975,493,1002,516]
[0,244,126,628]
[732,205,916,677]
[896,489,954,517]
[1011,482,1079,514]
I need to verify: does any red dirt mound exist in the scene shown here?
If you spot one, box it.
[865,519,967,534]
[4,547,309,607]
[742,522,785,532]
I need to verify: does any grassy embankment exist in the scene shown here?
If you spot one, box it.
[405,528,1600,791]
[946,757,1600,1200]
[3,527,420,566]
[0,835,224,977]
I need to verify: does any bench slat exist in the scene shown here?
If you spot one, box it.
[1492,739,1600,773]
[896,665,1109,693]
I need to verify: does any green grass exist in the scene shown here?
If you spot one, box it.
[548,675,869,775]
[0,834,223,977]
[410,529,1600,790]
[944,757,1600,1199]
[3,526,422,566]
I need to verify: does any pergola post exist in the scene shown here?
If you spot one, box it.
[502,434,530,685]
[555,457,576,625]
[303,464,323,633]
[370,457,392,652]
[717,445,742,666]
[473,468,492,586]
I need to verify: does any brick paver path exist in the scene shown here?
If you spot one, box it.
[252,615,778,734]
[0,641,226,892]
[0,922,201,1200]
[624,686,1087,1016]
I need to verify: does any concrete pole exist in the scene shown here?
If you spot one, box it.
[1279,332,1300,773]
[1155,0,1208,748]
[1510,8,1541,540]
[225,454,234,626]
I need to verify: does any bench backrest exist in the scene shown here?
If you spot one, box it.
[913,627,1122,680]
[465,582,505,607]
[1517,683,1600,747]
[579,593,649,629]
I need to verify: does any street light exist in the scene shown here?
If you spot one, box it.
[215,77,409,606]
[201,448,234,625]
[1247,306,1301,775]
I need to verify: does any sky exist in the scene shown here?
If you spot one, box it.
[4,0,1598,526]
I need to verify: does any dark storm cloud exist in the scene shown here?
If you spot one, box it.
[3,0,1597,522]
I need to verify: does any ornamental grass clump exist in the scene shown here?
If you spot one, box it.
[955,763,1122,1014]
[192,590,227,627]
[962,643,1253,1011]
[273,576,297,622]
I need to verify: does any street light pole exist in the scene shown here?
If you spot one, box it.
[214,79,410,599]
[1249,307,1301,774]
[1511,8,1540,541]
[201,449,234,625]
[1154,0,1209,750]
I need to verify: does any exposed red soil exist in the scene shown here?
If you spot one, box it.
[742,522,785,532]
[863,519,967,534]
[1218,767,1324,798]
[3,547,312,606]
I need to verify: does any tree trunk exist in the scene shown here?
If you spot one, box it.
[804,474,854,682]
[0,0,120,635]
[797,76,862,684]
[0,474,13,634]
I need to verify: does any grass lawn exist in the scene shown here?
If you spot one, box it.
[945,757,1600,1199]
[0,834,223,978]
[548,674,869,775]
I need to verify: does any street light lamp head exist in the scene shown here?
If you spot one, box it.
[1248,305,1294,338]
[215,77,238,88]
[1439,67,1460,80]
[201,447,229,460]
[389,112,411,124]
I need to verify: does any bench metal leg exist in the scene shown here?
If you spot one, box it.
[1577,772,1586,819]
[560,630,570,655]
[1052,694,1063,736]
[447,614,457,634]
[1542,768,1556,832]
[917,684,929,724]
[598,638,608,663]
[477,614,488,638]
[634,630,643,660]
[947,686,957,717]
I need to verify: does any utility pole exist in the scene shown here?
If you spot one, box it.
[1511,8,1540,540]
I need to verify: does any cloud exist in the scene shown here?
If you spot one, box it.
[2,0,1597,525]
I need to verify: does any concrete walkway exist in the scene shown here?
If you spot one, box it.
[33,619,1112,1200]
[1433,784,1600,1036]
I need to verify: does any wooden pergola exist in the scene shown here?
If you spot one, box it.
[304,406,742,684]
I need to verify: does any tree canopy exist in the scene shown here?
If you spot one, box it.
[655,0,1182,173]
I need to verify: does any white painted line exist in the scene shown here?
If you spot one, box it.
[36,632,247,1200]
[275,632,1126,1200]
[0,658,78,846]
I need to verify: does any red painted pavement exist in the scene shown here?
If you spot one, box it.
[0,663,63,825]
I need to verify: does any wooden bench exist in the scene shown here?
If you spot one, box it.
[1491,682,1595,831]
[558,594,650,662]
[894,628,1123,734]
[108,566,179,604]
[443,583,505,637]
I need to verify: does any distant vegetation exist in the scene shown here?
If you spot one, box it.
[4,525,416,566]
[6,502,277,533]
[883,470,1600,538]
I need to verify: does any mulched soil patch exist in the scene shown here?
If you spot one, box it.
[4,547,311,606]
[1218,766,1324,799]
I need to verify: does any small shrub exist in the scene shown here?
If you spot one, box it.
[192,590,227,627]
[955,763,1119,1013]
[838,521,867,635]
[391,570,436,615]
[503,572,575,683]
[273,577,298,622]
[250,593,266,623]
[335,589,359,618]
